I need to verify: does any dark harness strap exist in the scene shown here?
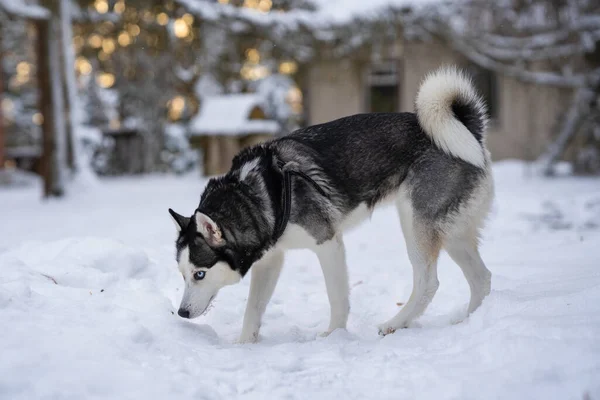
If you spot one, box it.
[272,159,328,242]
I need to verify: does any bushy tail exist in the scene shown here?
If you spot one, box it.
[415,66,488,168]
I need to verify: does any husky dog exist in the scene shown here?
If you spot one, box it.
[169,66,494,343]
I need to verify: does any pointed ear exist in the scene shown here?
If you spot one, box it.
[195,212,225,247]
[168,209,190,232]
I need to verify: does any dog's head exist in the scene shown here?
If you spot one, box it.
[168,208,241,319]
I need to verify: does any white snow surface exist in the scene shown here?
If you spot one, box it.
[1,161,599,400]
[189,94,280,136]
[308,0,439,24]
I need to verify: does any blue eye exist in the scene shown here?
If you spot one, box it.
[194,271,206,280]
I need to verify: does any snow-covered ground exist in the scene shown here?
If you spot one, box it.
[1,161,599,400]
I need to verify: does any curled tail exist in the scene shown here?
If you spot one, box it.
[415,66,489,168]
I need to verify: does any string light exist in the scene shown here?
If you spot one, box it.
[96,72,115,88]
[118,31,132,46]
[258,0,272,12]
[32,113,44,125]
[182,13,194,24]
[218,0,229,4]
[102,38,116,54]
[88,34,103,48]
[286,86,303,113]
[114,0,125,14]
[168,96,186,120]
[245,48,260,63]
[76,57,92,75]
[278,61,297,75]
[156,12,169,26]
[173,18,190,38]
[94,0,108,14]
[127,24,141,36]
[240,64,269,81]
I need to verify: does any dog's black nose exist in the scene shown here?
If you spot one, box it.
[178,308,190,319]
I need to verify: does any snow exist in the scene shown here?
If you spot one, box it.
[189,94,280,136]
[308,0,439,24]
[0,0,49,20]
[179,0,439,32]
[1,161,599,399]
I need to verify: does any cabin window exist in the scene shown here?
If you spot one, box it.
[465,63,499,121]
[368,61,399,113]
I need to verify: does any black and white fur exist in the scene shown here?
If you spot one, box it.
[169,66,494,342]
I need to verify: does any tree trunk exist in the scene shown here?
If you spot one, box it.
[48,6,67,195]
[0,48,5,170]
[37,4,68,198]
[59,0,78,172]
[537,88,595,175]
[37,20,55,197]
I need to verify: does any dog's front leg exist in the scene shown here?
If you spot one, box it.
[316,235,350,336]
[238,250,284,343]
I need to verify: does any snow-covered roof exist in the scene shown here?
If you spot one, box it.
[189,94,279,136]
[0,0,49,20]
[178,0,439,29]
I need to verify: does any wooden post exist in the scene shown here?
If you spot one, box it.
[37,20,55,197]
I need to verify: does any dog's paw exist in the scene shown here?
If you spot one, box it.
[377,324,396,336]
[236,331,259,344]
[318,326,346,338]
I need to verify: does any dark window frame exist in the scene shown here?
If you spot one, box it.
[464,63,500,123]
[366,60,400,113]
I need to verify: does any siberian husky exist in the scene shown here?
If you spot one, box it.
[169,66,494,343]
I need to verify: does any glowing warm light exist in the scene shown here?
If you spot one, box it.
[258,0,272,12]
[173,18,190,38]
[245,48,260,63]
[88,34,103,48]
[76,56,92,75]
[94,0,109,14]
[218,0,229,4]
[182,13,194,24]
[244,0,259,9]
[15,61,31,85]
[102,38,116,54]
[114,0,125,14]
[240,64,269,81]
[127,24,141,36]
[96,72,115,88]
[278,61,297,75]
[32,113,44,125]
[118,31,132,46]
[16,61,31,76]
[156,12,169,26]
[168,96,186,120]
[286,86,303,113]
[98,51,109,61]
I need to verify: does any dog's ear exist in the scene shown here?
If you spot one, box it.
[169,209,190,232]
[195,212,225,247]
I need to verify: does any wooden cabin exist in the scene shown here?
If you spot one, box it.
[189,94,279,176]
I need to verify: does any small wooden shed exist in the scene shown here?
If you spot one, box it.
[189,94,279,176]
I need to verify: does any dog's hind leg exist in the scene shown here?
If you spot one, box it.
[238,250,284,343]
[315,235,350,336]
[444,234,491,314]
[378,197,441,336]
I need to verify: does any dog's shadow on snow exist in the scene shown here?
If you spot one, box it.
[175,319,220,344]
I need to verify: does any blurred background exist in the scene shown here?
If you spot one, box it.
[0,0,599,196]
